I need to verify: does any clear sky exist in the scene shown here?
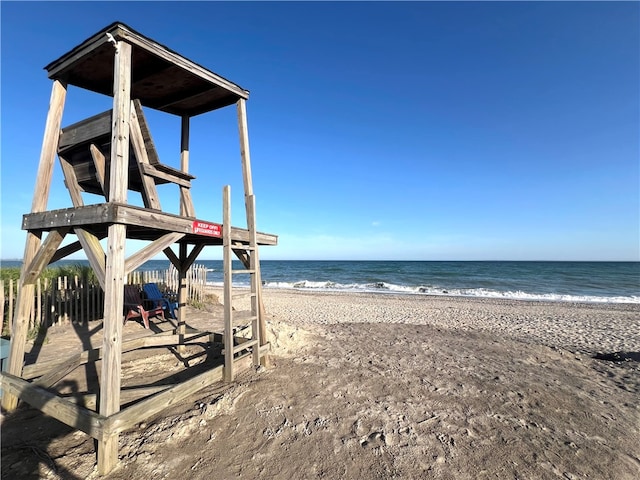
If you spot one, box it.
[1,1,638,261]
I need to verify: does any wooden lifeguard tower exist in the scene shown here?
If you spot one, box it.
[0,22,277,474]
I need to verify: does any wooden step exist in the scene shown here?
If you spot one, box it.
[233,339,259,354]
[233,314,258,326]
[232,269,256,274]
[232,292,256,300]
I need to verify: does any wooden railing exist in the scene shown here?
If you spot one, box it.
[1,264,208,335]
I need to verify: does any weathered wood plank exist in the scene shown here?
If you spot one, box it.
[184,243,205,271]
[50,240,84,263]
[23,204,278,246]
[180,188,195,218]
[23,229,69,285]
[75,228,106,290]
[138,163,192,187]
[98,39,131,475]
[129,101,162,209]
[223,185,234,382]
[65,385,173,411]
[237,98,254,202]
[58,110,111,152]
[125,232,184,274]
[0,372,106,440]
[105,353,254,435]
[2,80,67,412]
[180,115,196,217]
[34,345,103,387]
[89,144,107,197]
[24,204,113,230]
[24,333,208,381]
[59,155,85,206]
[163,246,181,270]
[32,79,68,213]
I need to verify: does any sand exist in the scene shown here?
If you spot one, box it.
[1,289,639,479]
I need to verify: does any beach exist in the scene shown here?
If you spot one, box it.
[2,289,639,479]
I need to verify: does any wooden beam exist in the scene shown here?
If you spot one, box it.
[184,243,205,271]
[89,144,107,198]
[232,248,251,269]
[58,110,111,152]
[223,185,234,382]
[33,80,68,213]
[2,80,67,412]
[237,98,254,202]
[180,115,190,174]
[176,243,188,353]
[130,101,162,210]
[75,228,106,290]
[105,353,254,435]
[34,345,103,388]
[98,39,131,475]
[23,228,69,285]
[180,115,195,217]
[23,204,278,246]
[163,246,181,270]
[137,163,192,188]
[125,232,185,274]
[50,240,83,263]
[65,385,172,411]
[0,372,106,441]
[59,155,85,206]
[30,332,211,386]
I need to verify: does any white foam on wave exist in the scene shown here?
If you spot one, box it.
[261,280,640,304]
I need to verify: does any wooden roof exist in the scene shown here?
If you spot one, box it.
[44,22,249,117]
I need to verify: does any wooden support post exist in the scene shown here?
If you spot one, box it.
[223,185,234,382]
[180,115,195,217]
[2,79,67,411]
[177,242,188,354]
[237,99,254,200]
[97,39,131,475]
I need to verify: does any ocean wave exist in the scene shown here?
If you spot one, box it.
[259,280,640,304]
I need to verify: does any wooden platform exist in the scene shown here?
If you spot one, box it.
[22,203,278,246]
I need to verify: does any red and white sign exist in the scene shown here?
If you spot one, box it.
[192,221,222,237]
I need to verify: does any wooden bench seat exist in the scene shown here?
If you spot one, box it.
[58,100,195,213]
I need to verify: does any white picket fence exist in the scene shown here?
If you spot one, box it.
[1,264,208,335]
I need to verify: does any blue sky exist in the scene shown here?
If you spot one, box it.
[1,1,638,261]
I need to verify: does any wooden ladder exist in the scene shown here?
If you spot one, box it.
[223,185,263,381]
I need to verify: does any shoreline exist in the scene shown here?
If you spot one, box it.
[208,286,640,357]
[209,281,640,305]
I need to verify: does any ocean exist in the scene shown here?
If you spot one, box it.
[2,259,638,304]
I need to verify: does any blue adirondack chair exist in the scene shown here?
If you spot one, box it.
[124,284,164,329]
[142,283,178,319]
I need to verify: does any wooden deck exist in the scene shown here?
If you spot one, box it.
[22,203,278,246]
